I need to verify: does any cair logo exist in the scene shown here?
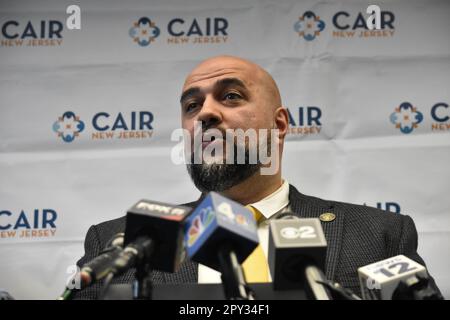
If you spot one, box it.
[389,102,423,134]
[0,209,57,239]
[53,110,155,143]
[294,11,326,41]
[53,111,85,142]
[293,9,395,41]
[390,102,450,134]
[1,19,64,47]
[286,106,323,136]
[129,17,160,46]
[430,102,450,132]
[129,16,229,46]
[331,10,395,38]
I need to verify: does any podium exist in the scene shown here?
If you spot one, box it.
[103,283,307,300]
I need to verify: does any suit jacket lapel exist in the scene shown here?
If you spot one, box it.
[288,185,344,281]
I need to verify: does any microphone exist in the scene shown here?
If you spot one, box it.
[118,199,192,299]
[60,200,192,300]
[268,215,332,300]
[58,233,124,300]
[358,254,444,300]
[0,289,14,300]
[79,233,125,288]
[184,192,259,300]
[120,199,191,271]
[75,200,191,300]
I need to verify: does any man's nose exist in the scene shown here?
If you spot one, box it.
[197,95,223,130]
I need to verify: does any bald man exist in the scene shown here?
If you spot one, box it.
[181,56,287,204]
[73,56,441,299]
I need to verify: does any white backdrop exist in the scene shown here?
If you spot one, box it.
[0,0,449,299]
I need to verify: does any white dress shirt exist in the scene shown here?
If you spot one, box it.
[198,179,290,283]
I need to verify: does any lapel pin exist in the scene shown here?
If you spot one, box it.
[319,212,336,222]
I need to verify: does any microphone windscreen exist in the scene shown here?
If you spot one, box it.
[184,192,259,271]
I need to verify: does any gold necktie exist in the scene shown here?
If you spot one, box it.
[242,205,270,283]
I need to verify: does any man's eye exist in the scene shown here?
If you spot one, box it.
[224,92,241,100]
[185,103,198,112]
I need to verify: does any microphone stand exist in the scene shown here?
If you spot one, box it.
[217,244,255,300]
[133,261,154,300]
[98,236,155,300]
[304,265,362,300]
[131,237,155,300]
[304,265,333,300]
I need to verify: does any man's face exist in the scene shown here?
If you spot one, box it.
[180,57,275,147]
[180,56,280,192]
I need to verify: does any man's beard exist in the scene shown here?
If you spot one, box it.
[186,140,264,193]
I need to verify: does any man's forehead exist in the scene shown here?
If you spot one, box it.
[183,59,260,90]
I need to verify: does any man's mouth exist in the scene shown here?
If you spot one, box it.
[202,135,223,150]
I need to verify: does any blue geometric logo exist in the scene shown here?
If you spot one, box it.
[390,102,424,134]
[52,111,85,142]
[129,17,160,46]
[294,11,326,41]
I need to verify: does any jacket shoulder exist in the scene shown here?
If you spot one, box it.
[329,198,409,237]
[290,185,411,248]
[291,184,406,225]
[92,216,126,248]
[311,195,415,257]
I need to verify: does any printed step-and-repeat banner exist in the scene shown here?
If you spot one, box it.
[0,0,449,299]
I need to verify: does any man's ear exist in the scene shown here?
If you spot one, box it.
[274,107,289,140]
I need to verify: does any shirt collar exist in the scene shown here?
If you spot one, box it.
[250,179,290,220]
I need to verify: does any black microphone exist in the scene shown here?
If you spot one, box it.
[268,215,332,300]
[121,200,192,271]
[114,199,192,299]
[57,233,124,300]
[0,289,14,300]
[358,254,444,300]
[60,200,192,300]
[184,192,259,300]
[73,200,191,300]
[392,274,444,300]
[79,232,124,288]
